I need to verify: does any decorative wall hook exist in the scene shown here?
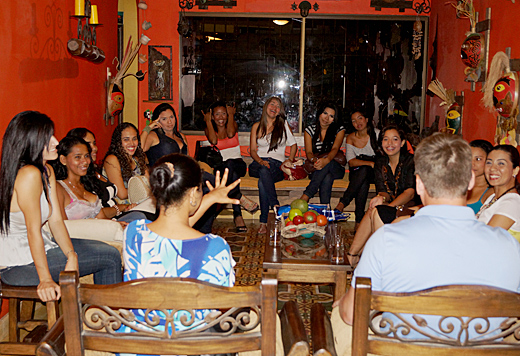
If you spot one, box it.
[291,1,318,17]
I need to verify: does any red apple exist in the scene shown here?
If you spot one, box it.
[293,215,305,225]
[303,211,317,224]
[285,220,297,232]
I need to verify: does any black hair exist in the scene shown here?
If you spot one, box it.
[489,144,520,169]
[151,153,202,209]
[311,101,340,154]
[0,111,55,233]
[151,103,182,140]
[66,127,95,140]
[350,109,379,155]
[50,136,105,198]
[379,124,409,157]
[103,123,148,183]
[207,100,227,132]
[469,139,494,155]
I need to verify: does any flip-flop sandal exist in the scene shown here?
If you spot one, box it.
[236,225,248,233]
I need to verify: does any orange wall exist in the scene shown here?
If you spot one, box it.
[0,0,120,158]
[137,0,428,155]
[425,0,520,143]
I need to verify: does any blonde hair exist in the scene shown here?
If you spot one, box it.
[415,133,472,198]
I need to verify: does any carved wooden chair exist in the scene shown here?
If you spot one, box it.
[352,277,520,356]
[0,277,59,355]
[37,270,278,356]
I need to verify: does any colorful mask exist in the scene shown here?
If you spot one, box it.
[460,33,484,69]
[108,83,124,117]
[446,103,462,135]
[493,72,519,118]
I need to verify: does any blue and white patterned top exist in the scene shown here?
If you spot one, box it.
[119,219,235,354]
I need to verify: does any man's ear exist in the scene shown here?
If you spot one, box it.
[416,174,425,196]
[467,171,476,191]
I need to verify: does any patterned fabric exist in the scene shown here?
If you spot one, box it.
[122,219,235,336]
[305,123,345,154]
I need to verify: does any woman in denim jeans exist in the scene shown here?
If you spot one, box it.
[0,111,122,302]
[249,97,297,234]
[299,101,346,205]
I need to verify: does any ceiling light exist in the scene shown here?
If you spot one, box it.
[273,20,289,26]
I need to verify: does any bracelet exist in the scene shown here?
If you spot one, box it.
[65,250,76,259]
[114,205,121,216]
[377,194,386,203]
[142,125,152,134]
[347,252,360,257]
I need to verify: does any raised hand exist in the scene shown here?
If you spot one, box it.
[205,168,240,206]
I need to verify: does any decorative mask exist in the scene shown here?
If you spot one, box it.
[493,71,519,118]
[108,83,124,117]
[446,103,462,135]
[460,33,484,69]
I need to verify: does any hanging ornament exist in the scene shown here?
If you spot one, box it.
[412,20,423,60]
[428,79,462,135]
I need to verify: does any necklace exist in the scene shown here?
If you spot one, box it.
[66,180,87,199]
[476,186,517,218]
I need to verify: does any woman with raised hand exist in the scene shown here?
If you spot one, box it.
[249,96,297,234]
[334,110,379,229]
[141,103,189,167]
[0,111,122,302]
[477,144,520,241]
[103,123,149,203]
[300,101,345,205]
[203,101,258,232]
[467,139,493,214]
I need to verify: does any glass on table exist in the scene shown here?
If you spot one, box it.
[270,220,282,246]
[330,224,345,264]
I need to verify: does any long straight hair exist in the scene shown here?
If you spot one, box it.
[0,111,55,233]
[351,109,379,155]
[312,101,340,154]
[152,103,183,140]
[256,96,287,152]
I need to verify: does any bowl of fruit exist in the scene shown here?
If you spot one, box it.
[282,199,328,241]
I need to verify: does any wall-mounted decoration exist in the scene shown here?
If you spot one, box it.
[196,0,237,9]
[428,79,463,135]
[412,20,423,60]
[148,46,172,101]
[449,1,491,90]
[482,51,518,146]
[371,0,412,12]
[291,1,319,17]
[105,35,148,124]
[68,0,105,63]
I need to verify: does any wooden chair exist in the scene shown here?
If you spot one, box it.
[352,277,520,356]
[279,300,309,356]
[37,270,278,356]
[310,303,337,356]
[0,278,59,355]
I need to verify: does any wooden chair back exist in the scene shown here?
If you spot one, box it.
[352,277,520,356]
[54,270,277,355]
[0,278,59,355]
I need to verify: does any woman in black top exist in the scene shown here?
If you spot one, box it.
[347,125,417,266]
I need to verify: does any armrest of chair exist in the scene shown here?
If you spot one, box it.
[279,300,309,356]
[311,303,337,356]
[43,219,124,242]
[36,315,66,356]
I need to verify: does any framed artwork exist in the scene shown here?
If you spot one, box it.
[148,45,172,101]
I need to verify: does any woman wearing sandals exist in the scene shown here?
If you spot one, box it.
[249,96,297,234]
[203,101,259,232]
[477,144,520,242]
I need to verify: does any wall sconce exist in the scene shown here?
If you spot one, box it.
[273,19,289,26]
[291,1,318,18]
[68,0,105,63]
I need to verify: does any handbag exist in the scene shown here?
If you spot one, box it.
[196,145,223,168]
[280,159,308,180]
[303,150,347,174]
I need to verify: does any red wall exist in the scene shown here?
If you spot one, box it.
[0,0,120,158]
[137,0,429,155]
[425,0,520,143]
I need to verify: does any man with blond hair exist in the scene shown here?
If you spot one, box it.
[330,133,520,355]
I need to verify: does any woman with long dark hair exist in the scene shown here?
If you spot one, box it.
[300,101,345,204]
[249,96,297,233]
[141,103,188,166]
[0,111,121,302]
[335,110,379,228]
[477,144,520,241]
[103,123,148,203]
[467,139,493,214]
[203,101,258,232]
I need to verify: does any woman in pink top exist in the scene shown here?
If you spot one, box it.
[203,101,258,232]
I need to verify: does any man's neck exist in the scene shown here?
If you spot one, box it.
[423,196,467,207]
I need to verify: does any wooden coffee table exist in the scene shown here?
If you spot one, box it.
[262,213,352,302]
